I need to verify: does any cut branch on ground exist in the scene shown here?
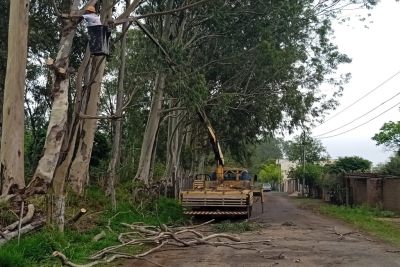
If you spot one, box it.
[53,220,271,267]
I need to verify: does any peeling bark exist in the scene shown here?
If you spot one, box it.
[24,0,83,197]
[49,48,91,231]
[0,0,29,195]
[69,57,105,194]
[134,73,166,184]
[163,103,186,196]
[107,2,129,209]
[68,0,114,195]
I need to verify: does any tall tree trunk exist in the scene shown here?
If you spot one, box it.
[24,0,85,197]
[50,48,91,231]
[148,126,160,180]
[134,73,166,184]
[107,1,129,210]
[0,0,29,195]
[163,105,185,186]
[68,57,105,194]
[134,0,175,184]
[69,1,113,194]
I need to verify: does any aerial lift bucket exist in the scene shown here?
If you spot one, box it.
[87,25,111,56]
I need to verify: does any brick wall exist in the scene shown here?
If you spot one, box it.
[367,178,383,207]
[349,178,367,205]
[346,174,400,212]
[383,178,400,212]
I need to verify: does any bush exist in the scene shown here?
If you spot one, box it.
[0,185,187,267]
[213,220,260,233]
[0,249,27,267]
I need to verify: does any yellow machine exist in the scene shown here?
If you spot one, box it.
[180,110,254,218]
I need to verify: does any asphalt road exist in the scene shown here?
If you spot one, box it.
[119,192,400,267]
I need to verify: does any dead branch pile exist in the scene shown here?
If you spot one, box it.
[0,204,45,246]
[53,219,271,267]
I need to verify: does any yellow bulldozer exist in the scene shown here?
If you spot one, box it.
[180,110,261,218]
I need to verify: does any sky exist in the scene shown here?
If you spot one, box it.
[308,1,400,166]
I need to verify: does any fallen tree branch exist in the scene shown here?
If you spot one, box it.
[54,220,267,267]
[4,204,35,232]
[175,219,215,230]
[0,194,15,205]
[0,218,45,246]
[333,227,357,240]
[92,231,106,242]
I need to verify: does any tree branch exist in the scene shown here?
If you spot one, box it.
[113,0,210,25]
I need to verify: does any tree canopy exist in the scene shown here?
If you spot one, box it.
[258,162,282,185]
[284,133,329,163]
[372,121,400,155]
[326,156,372,174]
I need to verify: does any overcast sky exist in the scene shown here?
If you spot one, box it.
[306,1,400,166]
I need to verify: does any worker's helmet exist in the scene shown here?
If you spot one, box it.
[86,5,96,13]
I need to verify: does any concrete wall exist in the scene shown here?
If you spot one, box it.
[383,178,400,212]
[346,174,400,212]
[367,178,383,207]
[350,178,367,206]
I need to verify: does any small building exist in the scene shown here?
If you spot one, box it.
[276,159,297,193]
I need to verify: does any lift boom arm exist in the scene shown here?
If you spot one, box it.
[197,110,225,182]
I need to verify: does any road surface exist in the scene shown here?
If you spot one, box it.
[120,192,400,267]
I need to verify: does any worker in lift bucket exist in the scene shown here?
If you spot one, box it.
[81,5,111,56]
[82,5,102,27]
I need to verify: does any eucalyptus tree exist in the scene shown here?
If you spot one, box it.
[0,0,29,195]
[128,0,379,186]
[372,121,400,155]
[284,134,329,164]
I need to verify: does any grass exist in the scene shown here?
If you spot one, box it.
[0,186,187,267]
[213,220,261,233]
[295,198,400,247]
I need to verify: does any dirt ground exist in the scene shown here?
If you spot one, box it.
[118,192,400,267]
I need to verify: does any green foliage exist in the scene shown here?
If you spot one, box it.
[24,128,47,178]
[91,131,111,167]
[258,162,282,184]
[0,201,17,226]
[297,198,400,246]
[0,186,186,266]
[249,137,283,172]
[152,162,166,180]
[320,205,400,246]
[0,248,27,267]
[319,172,346,204]
[289,163,324,187]
[284,134,329,163]
[213,220,260,233]
[372,121,400,154]
[89,131,112,181]
[327,156,372,173]
[153,197,185,225]
[376,155,400,176]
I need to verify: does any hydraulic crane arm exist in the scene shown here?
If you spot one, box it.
[197,109,225,182]
[196,110,224,166]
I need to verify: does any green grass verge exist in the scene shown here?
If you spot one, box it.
[213,220,261,233]
[0,186,187,267]
[295,198,400,247]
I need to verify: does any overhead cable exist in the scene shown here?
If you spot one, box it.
[317,69,400,126]
[315,90,400,137]
[316,101,400,139]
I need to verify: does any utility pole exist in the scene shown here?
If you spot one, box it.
[302,131,306,197]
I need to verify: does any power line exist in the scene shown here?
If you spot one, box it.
[317,69,400,126]
[316,101,400,139]
[314,90,400,137]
